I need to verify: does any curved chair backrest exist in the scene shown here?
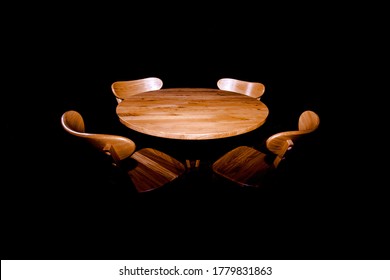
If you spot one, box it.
[61,110,136,164]
[266,110,320,167]
[217,78,265,99]
[111,77,163,103]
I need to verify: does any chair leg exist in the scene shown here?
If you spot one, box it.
[186,159,201,169]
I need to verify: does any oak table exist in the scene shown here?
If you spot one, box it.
[116,88,269,168]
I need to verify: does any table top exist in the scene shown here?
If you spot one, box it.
[116,88,269,140]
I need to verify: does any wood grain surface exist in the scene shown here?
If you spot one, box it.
[116,88,269,140]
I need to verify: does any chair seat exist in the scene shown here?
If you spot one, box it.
[124,148,186,192]
[212,146,275,187]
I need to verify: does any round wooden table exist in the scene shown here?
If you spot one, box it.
[116,88,269,140]
[116,88,269,168]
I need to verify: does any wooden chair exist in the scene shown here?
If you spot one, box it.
[111,77,163,103]
[212,110,320,188]
[217,78,265,99]
[61,110,186,193]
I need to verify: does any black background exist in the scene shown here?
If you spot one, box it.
[3,5,388,261]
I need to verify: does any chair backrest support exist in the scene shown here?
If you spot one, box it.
[61,110,136,162]
[266,110,320,167]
